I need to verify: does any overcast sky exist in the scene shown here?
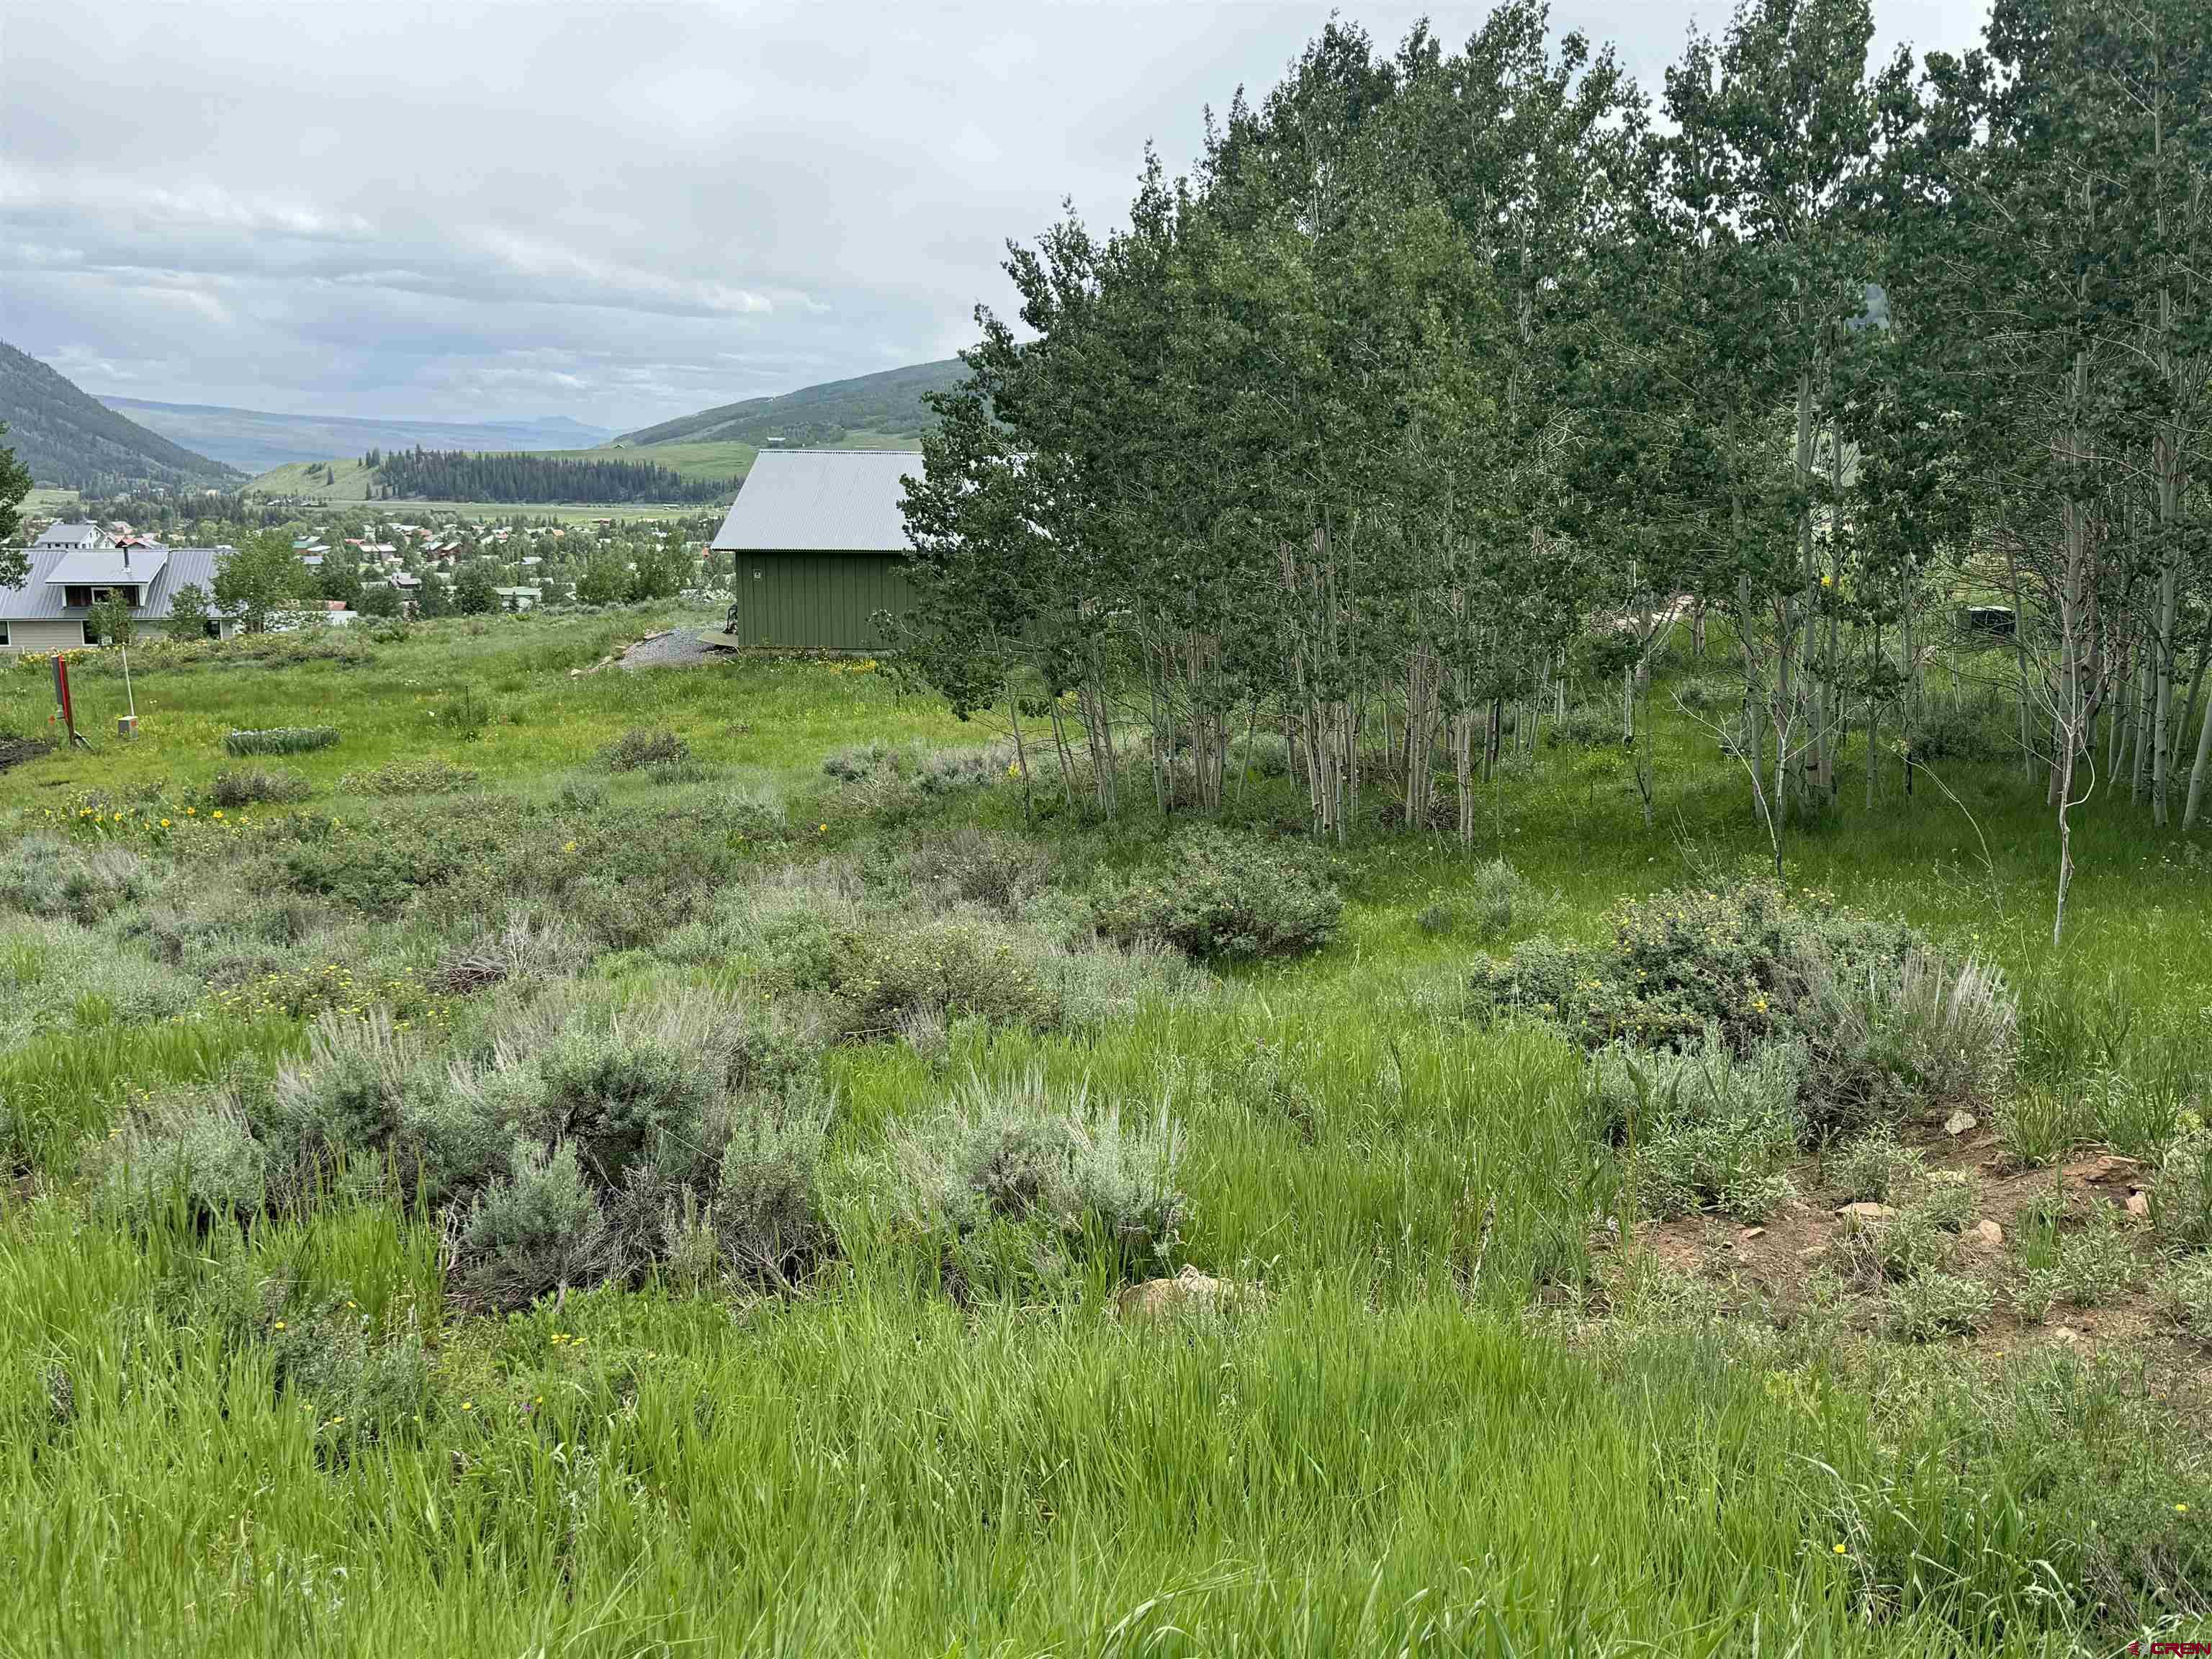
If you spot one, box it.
[1,0,1987,432]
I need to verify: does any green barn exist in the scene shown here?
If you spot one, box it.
[712,449,920,649]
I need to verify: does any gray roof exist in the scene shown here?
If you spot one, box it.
[0,543,224,622]
[709,449,920,554]
[48,547,171,588]
[32,521,105,549]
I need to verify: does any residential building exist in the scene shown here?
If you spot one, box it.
[0,543,237,654]
[709,449,919,649]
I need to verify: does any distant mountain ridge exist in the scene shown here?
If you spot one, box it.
[99,397,615,475]
[613,359,961,451]
[0,341,240,493]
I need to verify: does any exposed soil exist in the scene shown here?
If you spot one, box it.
[1616,1122,2208,1413]
[0,734,53,774]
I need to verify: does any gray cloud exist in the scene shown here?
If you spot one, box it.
[0,0,1987,431]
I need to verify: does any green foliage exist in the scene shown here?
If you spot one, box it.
[886,1070,1187,1294]
[1094,827,1341,963]
[454,1139,610,1308]
[212,530,312,634]
[1590,1030,1804,1223]
[223,726,339,757]
[601,727,690,772]
[1825,1128,1925,1205]
[210,765,311,808]
[2150,1128,2212,1251]
[2152,1254,2212,1338]
[338,759,480,796]
[96,1092,268,1232]
[1885,1271,1994,1341]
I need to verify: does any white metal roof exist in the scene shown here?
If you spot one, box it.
[0,544,217,621]
[45,547,172,588]
[709,449,920,554]
[32,521,107,550]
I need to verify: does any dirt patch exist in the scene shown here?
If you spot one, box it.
[1619,1123,2204,1400]
[0,734,53,774]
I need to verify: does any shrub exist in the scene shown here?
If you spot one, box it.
[452,1140,611,1309]
[2152,1255,2212,1338]
[1886,1270,1993,1340]
[224,727,339,757]
[1462,859,1527,941]
[271,1300,433,1452]
[210,765,312,808]
[0,836,153,924]
[762,909,1056,1040]
[710,1112,832,1288]
[1416,902,1456,938]
[531,1025,721,1187]
[2051,1202,2141,1307]
[1545,701,1619,748]
[2151,1130,2212,1251]
[889,1071,1187,1294]
[1841,1202,1958,1284]
[601,727,691,772]
[1827,1127,1925,1205]
[879,827,1055,913]
[98,1095,268,1232]
[1229,731,1292,779]
[430,908,586,996]
[257,1010,490,1204]
[1591,1030,1804,1224]
[338,760,480,796]
[1095,827,1340,963]
[1807,949,2017,1130]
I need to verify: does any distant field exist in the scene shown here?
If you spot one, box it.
[23,486,84,516]
[248,431,917,507]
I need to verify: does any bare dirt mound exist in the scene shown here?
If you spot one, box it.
[0,734,53,773]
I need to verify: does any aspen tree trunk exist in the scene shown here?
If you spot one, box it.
[2007,545,2034,782]
[2186,663,2212,832]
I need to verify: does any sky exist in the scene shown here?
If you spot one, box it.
[1,0,1988,433]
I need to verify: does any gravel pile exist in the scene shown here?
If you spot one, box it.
[617,629,735,671]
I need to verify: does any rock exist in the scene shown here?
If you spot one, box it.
[2070,1154,2141,1187]
[1117,1264,1255,1322]
[1835,1202,1897,1224]
[2051,1325,2082,1345]
[2126,1190,2150,1219]
[1796,1244,1829,1262]
[1737,1226,1766,1244]
[1965,1218,2004,1255]
[1944,1110,1978,1138]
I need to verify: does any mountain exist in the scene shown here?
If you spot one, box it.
[612,359,961,451]
[0,341,240,494]
[97,397,615,475]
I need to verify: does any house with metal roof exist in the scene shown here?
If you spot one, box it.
[31,521,113,552]
[0,542,236,655]
[710,449,920,649]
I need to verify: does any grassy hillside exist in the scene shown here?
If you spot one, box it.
[613,359,961,449]
[99,398,612,475]
[248,441,757,504]
[0,340,239,493]
[0,611,2207,1650]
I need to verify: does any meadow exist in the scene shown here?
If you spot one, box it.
[1,605,2208,1655]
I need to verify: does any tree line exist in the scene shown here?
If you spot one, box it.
[894,0,2208,941]
[367,447,733,505]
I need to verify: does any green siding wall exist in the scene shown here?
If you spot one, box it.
[724,552,912,650]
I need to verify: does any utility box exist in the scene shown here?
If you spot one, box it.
[117,715,139,740]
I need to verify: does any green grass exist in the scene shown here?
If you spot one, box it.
[2,612,2209,1652]
[246,439,769,505]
